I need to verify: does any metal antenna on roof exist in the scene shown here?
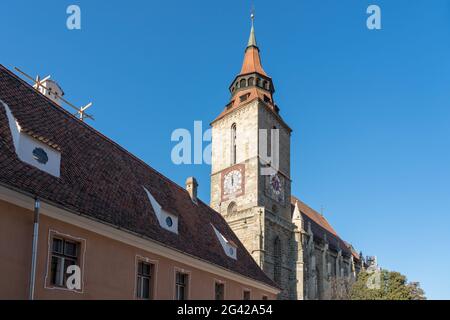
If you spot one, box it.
[14,67,94,122]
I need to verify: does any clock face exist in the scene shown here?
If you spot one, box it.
[221,165,245,201]
[223,170,242,196]
[266,173,285,204]
[270,174,282,195]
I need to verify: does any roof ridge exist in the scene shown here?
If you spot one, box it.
[291,195,346,242]
[0,64,191,198]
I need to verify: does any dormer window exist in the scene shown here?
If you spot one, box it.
[143,187,178,234]
[2,99,61,177]
[212,225,237,260]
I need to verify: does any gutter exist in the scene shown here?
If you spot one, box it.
[29,197,40,300]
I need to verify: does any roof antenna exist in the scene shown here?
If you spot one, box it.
[14,67,94,122]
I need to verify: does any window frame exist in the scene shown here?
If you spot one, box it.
[273,236,282,285]
[174,268,191,300]
[136,260,155,300]
[243,288,251,300]
[135,255,158,300]
[231,123,237,165]
[50,237,79,287]
[214,279,226,300]
[45,230,86,293]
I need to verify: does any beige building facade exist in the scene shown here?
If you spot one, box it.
[0,64,279,300]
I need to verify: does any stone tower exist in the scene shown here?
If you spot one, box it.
[210,16,295,299]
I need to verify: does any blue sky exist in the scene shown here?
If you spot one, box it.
[1,0,449,299]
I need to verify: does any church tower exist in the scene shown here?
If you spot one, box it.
[210,15,295,299]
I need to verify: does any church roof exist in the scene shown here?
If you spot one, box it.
[0,64,277,289]
[291,196,353,257]
[211,17,292,133]
[240,21,267,76]
[240,46,267,77]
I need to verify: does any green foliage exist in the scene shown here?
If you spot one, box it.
[350,269,426,300]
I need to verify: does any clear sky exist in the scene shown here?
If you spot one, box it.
[1,0,449,299]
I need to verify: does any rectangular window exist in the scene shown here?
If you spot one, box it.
[243,290,251,300]
[50,237,80,287]
[136,261,154,299]
[215,282,225,300]
[239,93,249,102]
[175,272,189,300]
[262,295,268,300]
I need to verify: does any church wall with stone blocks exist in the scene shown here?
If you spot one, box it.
[209,18,364,300]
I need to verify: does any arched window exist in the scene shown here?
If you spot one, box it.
[268,126,276,157]
[248,77,255,86]
[240,79,247,88]
[314,266,320,300]
[227,202,237,215]
[256,78,262,87]
[231,123,237,165]
[273,237,282,285]
[263,80,269,90]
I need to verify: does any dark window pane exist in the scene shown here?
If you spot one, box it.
[50,256,59,285]
[177,286,185,300]
[143,263,151,276]
[51,256,64,286]
[52,238,63,254]
[137,277,142,298]
[215,283,224,300]
[64,241,77,257]
[142,278,150,299]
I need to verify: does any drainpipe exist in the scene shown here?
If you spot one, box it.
[29,197,40,300]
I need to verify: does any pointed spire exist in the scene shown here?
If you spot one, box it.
[240,12,267,76]
[247,13,257,48]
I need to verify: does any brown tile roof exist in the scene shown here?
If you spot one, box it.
[0,64,277,289]
[291,196,352,257]
[240,47,268,76]
[211,88,281,125]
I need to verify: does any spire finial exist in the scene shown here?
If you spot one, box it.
[251,4,255,26]
[247,6,257,48]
